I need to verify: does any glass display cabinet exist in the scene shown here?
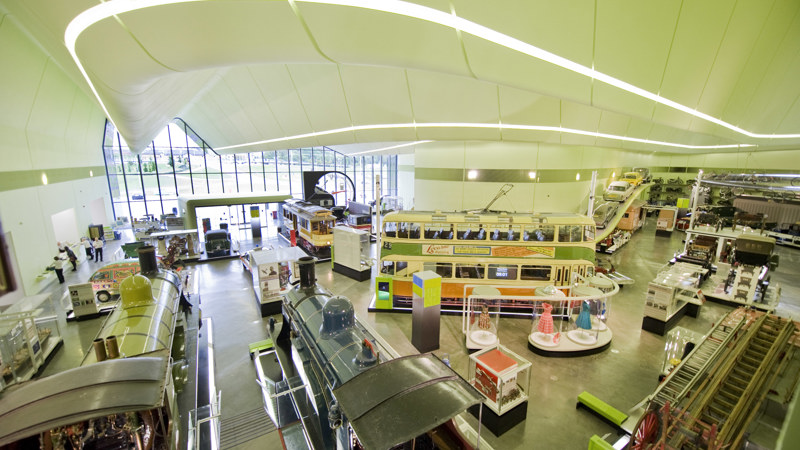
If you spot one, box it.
[462,286,502,350]
[0,293,62,387]
[468,344,531,416]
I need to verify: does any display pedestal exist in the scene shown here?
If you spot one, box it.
[411,271,441,353]
[655,229,673,237]
[641,301,699,336]
[468,400,527,436]
[332,262,371,281]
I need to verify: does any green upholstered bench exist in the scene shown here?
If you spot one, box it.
[577,391,628,426]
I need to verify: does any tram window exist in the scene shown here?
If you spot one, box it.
[505,225,521,241]
[520,265,551,281]
[381,261,395,275]
[558,225,582,242]
[490,228,502,241]
[457,224,472,240]
[523,225,554,242]
[425,262,453,278]
[424,224,453,239]
[395,261,409,275]
[488,264,518,280]
[397,222,409,238]
[455,263,485,279]
[384,221,397,237]
[409,224,421,239]
[584,225,595,241]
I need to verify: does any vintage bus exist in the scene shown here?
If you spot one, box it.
[278,199,336,260]
[375,210,597,310]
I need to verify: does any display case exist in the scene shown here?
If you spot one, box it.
[468,344,530,416]
[529,285,612,352]
[332,226,371,281]
[247,246,308,316]
[642,263,706,335]
[462,286,501,350]
[0,294,62,387]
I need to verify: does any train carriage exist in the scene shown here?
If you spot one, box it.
[278,198,336,260]
[375,210,597,311]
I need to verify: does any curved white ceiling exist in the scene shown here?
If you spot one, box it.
[7,0,800,154]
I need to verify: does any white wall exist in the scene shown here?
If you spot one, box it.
[396,153,415,209]
[0,13,109,297]
[414,141,653,213]
[413,141,800,213]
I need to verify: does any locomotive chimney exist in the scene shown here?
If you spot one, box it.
[137,245,158,274]
[298,256,316,288]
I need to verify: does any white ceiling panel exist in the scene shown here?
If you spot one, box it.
[0,16,48,129]
[596,110,632,137]
[120,2,323,70]
[248,65,313,138]
[353,129,420,144]
[500,129,560,144]
[656,0,735,107]
[498,87,560,127]
[463,35,592,107]
[5,0,800,156]
[560,102,602,133]
[340,65,414,125]
[416,126,501,142]
[454,0,595,67]
[221,67,286,141]
[594,0,682,93]
[289,65,353,132]
[722,0,800,128]
[591,84,656,126]
[406,70,499,123]
[740,20,800,133]
[297,3,471,78]
[76,19,174,94]
[696,0,772,120]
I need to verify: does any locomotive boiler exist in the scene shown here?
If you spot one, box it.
[0,246,206,450]
[257,256,485,449]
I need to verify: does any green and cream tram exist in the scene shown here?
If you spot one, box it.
[278,199,336,260]
[374,210,597,310]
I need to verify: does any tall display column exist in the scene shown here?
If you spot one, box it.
[411,271,441,353]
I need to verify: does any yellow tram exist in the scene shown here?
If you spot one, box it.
[374,210,597,311]
[278,198,336,259]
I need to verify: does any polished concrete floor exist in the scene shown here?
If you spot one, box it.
[28,220,800,449]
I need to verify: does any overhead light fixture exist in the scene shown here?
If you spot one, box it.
[216,122,755,152]
[42,173,48,185]
[576,173,581,181]
[65,0,800,156]
[90,170,94,177]
[467,170,478,180]
[612,171,615,178]
[528,171,536,179]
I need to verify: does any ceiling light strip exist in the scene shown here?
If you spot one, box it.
[349,140,432,155]
[215,122,754,151]
[298,0,800,139]
[64,0,800,154]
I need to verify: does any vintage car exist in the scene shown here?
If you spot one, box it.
[632,167,652,183]
[205,229,232,257]
[89,260,141,302]
[592,202,619,229]
[603,181,635,202]
[620,171,644,186]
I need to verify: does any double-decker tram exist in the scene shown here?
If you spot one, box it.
[278,198,336,260]
[374,210,598,312]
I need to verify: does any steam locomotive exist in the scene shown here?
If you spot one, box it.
[0,246,205,449]
[256,257,485,449]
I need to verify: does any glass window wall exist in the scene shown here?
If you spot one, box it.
[102,119,397,222]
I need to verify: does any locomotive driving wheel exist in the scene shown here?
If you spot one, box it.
[631,409,661,450]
